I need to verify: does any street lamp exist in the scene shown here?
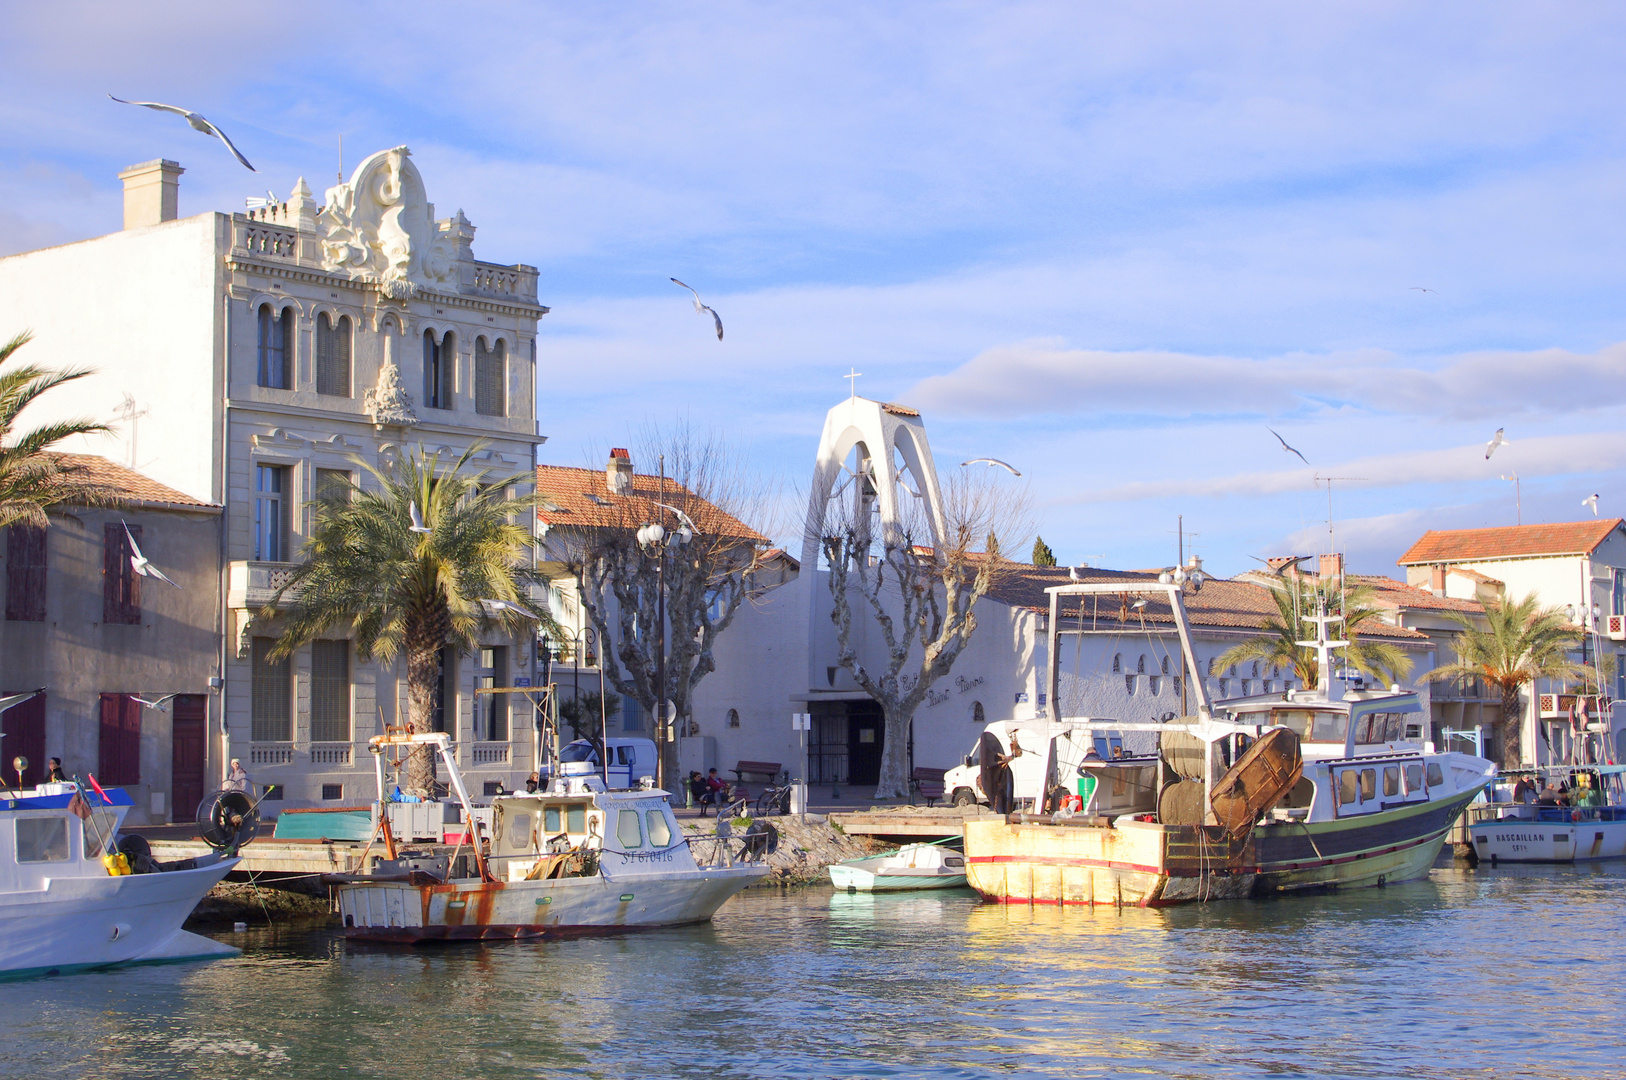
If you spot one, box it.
[637,508,693,792]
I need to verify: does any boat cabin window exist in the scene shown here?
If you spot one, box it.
[646,809,672,847]
[1359,768,1376,801]
[81,812,116,858]
[1092,736,1123,758]
[508,812,532,852]
[1273,710,1313,738]
[1339,770,1359,806]
[544,806,561,834]
[1354,712,1408,744]
[1406,763,1425,793]
[1426,762,1444,788]
[1383,766,1400,797]
[1310,712,1348,743]
[16,816,70,863]
[617,808,643,849]
[560,743,597,763]
[944,855,965,868]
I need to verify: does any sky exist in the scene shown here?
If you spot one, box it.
[4,2,1626,577]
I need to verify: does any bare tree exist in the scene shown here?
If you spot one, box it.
[817,470,1029,798]
[548,424,779,790]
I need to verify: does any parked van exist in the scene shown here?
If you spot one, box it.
[944,720,1132,810]
[555,738,659,790]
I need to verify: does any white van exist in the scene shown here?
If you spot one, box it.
[944,720,1132,809]
[556,738,659,790]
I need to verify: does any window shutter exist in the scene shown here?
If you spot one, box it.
[336,315,351,396]
[317,314,351,396]
[310,640,351,742]
[103,523,140,624]
[251,637,292,741]
[5,525,46,621]
[476,339,505,416]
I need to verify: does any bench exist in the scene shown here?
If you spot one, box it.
[730,761,782,802]
[910,766,947,807]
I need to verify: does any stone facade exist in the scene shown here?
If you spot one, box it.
[0,147,549,812]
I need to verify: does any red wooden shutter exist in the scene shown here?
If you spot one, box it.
[1,692,46,787]
[103,523,141,624]
[98,693,141,786]
[6,525,46,622]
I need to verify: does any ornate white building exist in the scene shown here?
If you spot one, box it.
[0,147,548,814]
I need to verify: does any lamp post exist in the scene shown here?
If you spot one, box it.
[636,460,693,793]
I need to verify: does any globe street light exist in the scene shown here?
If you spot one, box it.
[639,505,692,792]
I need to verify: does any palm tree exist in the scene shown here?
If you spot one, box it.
[1216,576,1414,691]
[0,330,115,527]
[265,446,562,792]
[1429,592,1585,769]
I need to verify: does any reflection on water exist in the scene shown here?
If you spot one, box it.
[0,863,1623,1078]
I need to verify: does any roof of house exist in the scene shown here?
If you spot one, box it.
[1350,574,1485,615]
[534,464,767,543]
[985,565,1429,641]
[52,454,219,512]
[1447,567,1503,585]
[1397,519,1624,565]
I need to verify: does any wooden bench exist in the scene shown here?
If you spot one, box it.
[910,766,947,807]
[731,761,783,786]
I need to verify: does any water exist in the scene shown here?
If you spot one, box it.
[2,861,1624,1080]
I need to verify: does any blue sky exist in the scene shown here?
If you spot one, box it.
[5,2,1626,576]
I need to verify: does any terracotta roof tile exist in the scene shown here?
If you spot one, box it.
[1398,519,1624,564]
[1448,567,1502,585]
[985,565,1427,641]
[881,402,920,417]
[1348,574,1486,615]
[52,453,218,511]
[534,464,766,543]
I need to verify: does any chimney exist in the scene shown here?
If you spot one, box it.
[606,448,632,495]
[1431,564,1447,595]
[1318,553,1344,581]
[117,159,185,229]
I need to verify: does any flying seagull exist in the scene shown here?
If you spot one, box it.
[131,694,179,712]
[670,279,724,340]
[1268,429,1310,466]
[1584,494,1600,517]
[123,524,179,587]
[1249,554,1311,577]
[107,95,256,171]
[1408,286,1437,294]
[1485,428,1507,459]
[408,501,431,533]
[960,458,1022,476]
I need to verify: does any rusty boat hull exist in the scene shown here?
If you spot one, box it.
[337,862,768,943]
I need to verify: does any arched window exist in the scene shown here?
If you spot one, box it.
[316,313,351,397]
[1161,655,1170,675]
[423,330,451,409]
[257,304,291,389]
[1124,674,1136,695]
[727,708,740,729]
[1137,655,1147,674]
[1149,676,1160,695]
[476,337,506,417]
[1251,661,1260,678]
[972,701,985,724]
[1111,654,1122,673]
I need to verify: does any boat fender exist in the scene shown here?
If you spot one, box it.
[102,852,131,876]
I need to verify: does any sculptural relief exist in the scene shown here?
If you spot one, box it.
[319,147,460,297]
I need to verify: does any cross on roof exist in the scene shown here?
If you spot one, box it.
[845,368,862,401]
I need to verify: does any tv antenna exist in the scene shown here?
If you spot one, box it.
[1315,475,1368,556]
[1501,472,1521,525]
[113,393,149,469]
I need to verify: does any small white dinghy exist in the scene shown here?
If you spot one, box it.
[828,843,967,892]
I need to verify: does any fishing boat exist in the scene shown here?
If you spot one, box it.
[827,843,968,892]
[962,580,1497,907]
[0,781,248,978]
[1466,765,1626,863]
[333,732,770,942]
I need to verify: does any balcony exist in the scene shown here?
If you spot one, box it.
[471,743,511,766]
[1432,676,1498,703]
[228,561,301,610]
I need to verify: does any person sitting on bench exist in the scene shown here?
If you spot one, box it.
[689,771,717,816]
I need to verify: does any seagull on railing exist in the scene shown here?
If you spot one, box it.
[670,279,724,340]
[960,458,1021,476]
[107,95,256,171]
[124,524,180,587]
[408,502,432,533]
[654,502,698,532]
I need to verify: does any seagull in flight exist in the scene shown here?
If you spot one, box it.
[1485,428,1508,459]
[1408,286,1437,294]
[1249,554,1311,577]
[670,279,724,341]
[1584,494,1600,517]
[131,694,179,712]
[123,524,179,587]
[1268,429,1310,466]
[408,501,432,533]
[107,95,256,171]
[960,458,1021,476]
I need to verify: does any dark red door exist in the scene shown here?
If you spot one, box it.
[98,693,141,787]
[171,694,207,822]
[1,691,45,789]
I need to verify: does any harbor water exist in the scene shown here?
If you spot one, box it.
[2,859,1623,1079]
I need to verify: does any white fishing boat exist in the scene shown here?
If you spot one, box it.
[1466,765,1626,863]
[334,732,769,942]
[828,843,968,892]
[0,782,246,978]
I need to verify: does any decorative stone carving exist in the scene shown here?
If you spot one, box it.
[320,147,461,297]
[363,360,419,428]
